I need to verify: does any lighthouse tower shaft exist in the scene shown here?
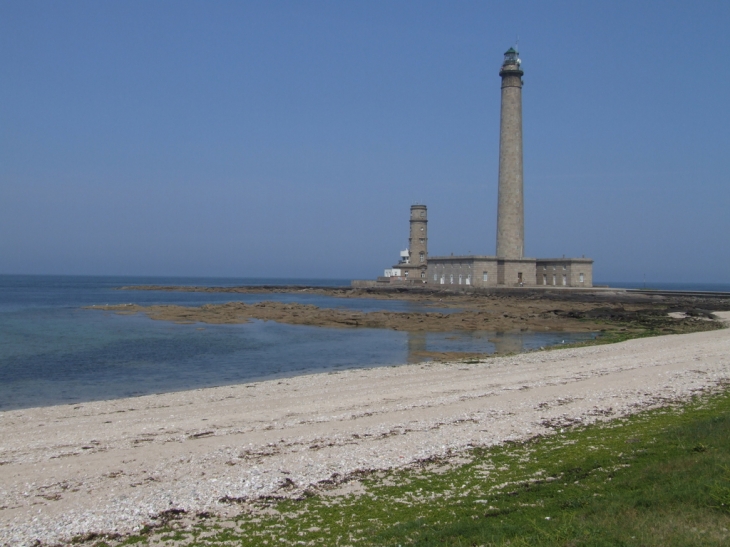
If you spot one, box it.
[496,48,525,259]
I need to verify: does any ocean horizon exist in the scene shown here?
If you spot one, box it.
[2,273,728,292]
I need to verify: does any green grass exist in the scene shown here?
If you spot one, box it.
[87,387,730,547]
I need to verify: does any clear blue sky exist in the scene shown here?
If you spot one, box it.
[1,0,728,282]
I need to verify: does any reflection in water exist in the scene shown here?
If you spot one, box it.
[490,332,525,355]
[407,331,427,363]
[405,330,595,362]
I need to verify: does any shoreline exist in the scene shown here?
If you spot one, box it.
[1,313,729,546]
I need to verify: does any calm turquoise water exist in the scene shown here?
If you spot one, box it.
[0,275,596,410]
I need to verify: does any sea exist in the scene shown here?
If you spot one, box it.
[603,281,730,292]
[3,275,725,411]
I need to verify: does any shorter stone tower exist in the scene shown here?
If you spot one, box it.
[408,204,428,268]
[395,204,428,282]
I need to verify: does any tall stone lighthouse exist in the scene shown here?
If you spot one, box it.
[362,46,594,290]
[496,47,524,259]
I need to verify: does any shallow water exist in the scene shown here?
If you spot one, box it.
[0,275,595,410]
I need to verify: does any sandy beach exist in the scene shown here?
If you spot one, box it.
[2,313,729,546]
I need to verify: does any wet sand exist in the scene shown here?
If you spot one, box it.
[1,313,729,546]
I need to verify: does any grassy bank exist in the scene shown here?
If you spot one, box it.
[87,386,730,547]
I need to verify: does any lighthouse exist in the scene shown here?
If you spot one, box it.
[496,46,525,259]
[362,46,594,290]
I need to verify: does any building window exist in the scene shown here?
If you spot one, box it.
[483,272,488,282]
[543,274,547,285]
[562,274,567,286]
[552,274,556,286]
[466,275,471,285]
[458,274,462,285]
[440,276,445,284]
[421,271,426,279]
[563,265,567,271]
[405,270,409,278]
[433,273,438,281]
[543,265,547,270]
[419,238,425,244]
[579,273,584,283]
[450,274,454,284]
[419,252,425,263]
[553,266,556,271]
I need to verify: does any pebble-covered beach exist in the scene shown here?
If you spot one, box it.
[1,313,729,546]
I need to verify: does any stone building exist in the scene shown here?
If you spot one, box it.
[367,47,593,289]
[425,256,592,288]
[382,204,428,284]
